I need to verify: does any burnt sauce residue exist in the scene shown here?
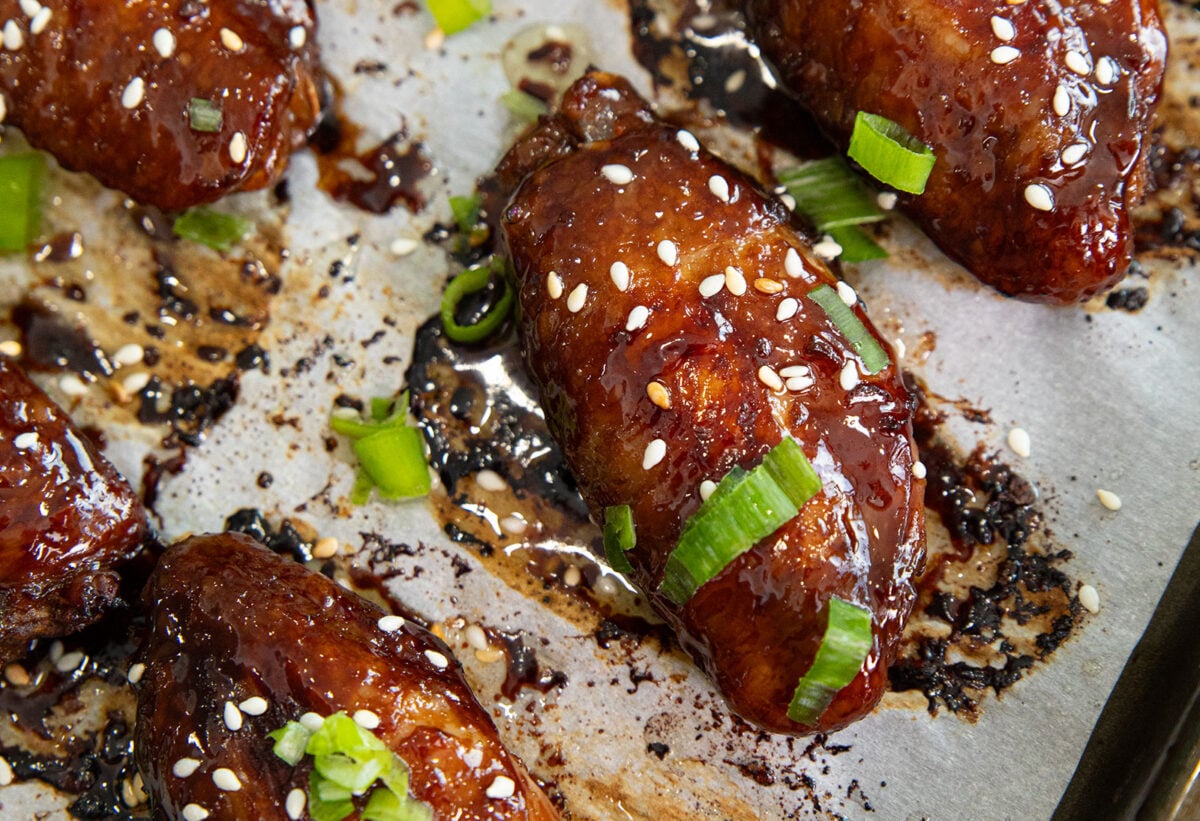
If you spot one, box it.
[310,110,432,215]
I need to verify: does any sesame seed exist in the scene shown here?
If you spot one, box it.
[1061,143,1088,165]
[228,132,248,164]
[757,366,784,391]
[546,271,563,299]
[1094,56,1117,85]
[463,747,485,769]
[1024,183,1055,211]
[182,805,210,821]
[566,283,587,313]
[563,565,582,587]
[876,191,897,210]
[836,281,858,307]
[0,756,11,786]
[610,261,630,291]
[724,69,746,94]
[299,712,324,731]
[776,297,799,321]
[121,773,147,807]
[779,192,797,211]
[708,175,731,202]
[913,460,927,480]
[656,239,678,266]
[13,432,37,450]
[286,788,306,820]
[219,27,244,51]
[288,25,306,49]
[4,20,25,51]
[55,650,85,673]
[28,6,47,34]
[49,641,64,663]
[839,361,860,391]
[601,164,634,185]
[476,469,506,491]
[4,663,30,686]
[238,696,268,716]
[486,775,517,800]
[1065,50,1090,76]
[224,700,243,731]
[113,343,144,367]
[122,372,151,395]
[1096,488,1122,511]
[424,26,445,50]
[813,238,843,260]
[353,709,381,729]
[990,16,1015,41]
[173,757,201,778]
[626,305,650,331]
[377,615,407,635]
[312,536,339,558]
[779,365,810,378]
[424,650,449,669]
[990,45,1020,65]
[390,236,418,256]
[1053,85,1071,116]
[1007,427,1031,458]
[465,624,489,651]
[127,662,146,684]
[501,517,526,536]
[676,130,700,153]
[0,94,6,125]
[784,247,805,278]
[786,375,815,392]
[1079,584,1101,614]
[212,768,241,792]
[18,0,39,17]
[754,277,783,294]
[698,273,726,298]
[646,381,670,408]
[724,266,746,295]
[699,480,717,501]
[152,27,175,58]
[642,439,666,470]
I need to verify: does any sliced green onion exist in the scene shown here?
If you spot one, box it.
[353,426,431,499]
[847,112,935,195]
[440,260,515,343]
[603,505,636,574]
[777,157,885,231]
[363,787,433,821]
[370,397,395,422]
[660,438,821,605]
[826,225,888,264]
[501,89,548,123]
[448,194,482,236]
[350,469,375,506]
[0,152,45,252]
[787,597,873,724]
[331,414,388,439]
[315,750,389,794]
[307,771,356,821]
[808,284,889,374]
[187,98,223,133]
[172,207,252,252]
[267,722,313,766]
[427,0,491,34]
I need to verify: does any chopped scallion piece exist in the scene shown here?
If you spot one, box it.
[787,597,873,724]
[826,225,887,263]
[187,98,223,133]
[331,414,389,440]
[501,89,548,123]
[808,285,889,374]
[448,194,482,236]
[363,787,433,821]
[847,112,936,195]
[267,722,313,766]
[440,259,515,343]
[660,438,821,605]
[172,207,252,252]
[427,0,491,34]
[0,152,45,252]
[370,397,395,422]
[350,469,375,506]
[353,426,431,499]
[777,157,885,232]
[603,505,636,574]
[307,771,355,821]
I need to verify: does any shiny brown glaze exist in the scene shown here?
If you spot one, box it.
[0,357,147,664]
[0,0,321,211]
[134,533,558,820]
[500,72,925,734]
[746,0,1167,303]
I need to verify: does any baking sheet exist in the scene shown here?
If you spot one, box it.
[2,0,1199,818]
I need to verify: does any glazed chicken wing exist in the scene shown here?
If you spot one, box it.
[499,72,925,734]
[0,0,321,211]
[0,357,147,664]
[745,0,1167,303]
[134,533,558,820]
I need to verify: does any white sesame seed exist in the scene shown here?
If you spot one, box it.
[311,536,339,558]
[219,27,244,51]
[390,236,418,256]
[656,239,678,266]
[813,238,843,260]
[990,16,1016,42]
[212,768,241,792]
[1079,584,1101,614]
[757,366,783,391]
[699,480,717,501]
[913,460,927,480]
[546,271,563,299]
[378,615,406,632]
[224,700,243,731]
[566,283,588,313]
[676,130,700,153]
[486,775,517,800]
[876,191,897,210]
[1065,50,1090,76]
[784,247,805,279]
[724,266,746,296]
[4,20,25,51]
[779,365,810,378]
[626,305,650,332]
[127,662,146,684]
[463,747,484,769]
[0,757,11,787]
[501,515,528,535]
[699,273,725,297]
[601,164,634,185]
[122,372,151,395]
[1094,56,1117,86]
[18,0,39,17]
[1061,143,1088,165]
[424,650,449,669]
[288,25,306,49]
[182,805,210,821]
[642,438,666,470]
[724,69,746,94]
[121,773,146,808]
[563,565,582,587]
[55,650,85,673]
[476,469,507,491]
[238,696,268,716]
[353,709,381,729]
[779,192,797,211]
[49,641,64,663]
[465,624,488,651]
[990,46,1020,65]
[1097,488,1122,511]
[1024,183,1055,211]
[1007,427,1031,458]
[839,361,860,391]
[708,175,731,202]
[28,6,47,34]
[228,132,248,164]
[13,432,37,450]
[4,663,29,687]
[173,757,201,778]
[836,281,858,307]
[0,94,7,125]
[1053,84,1071,116]
[152,27,176,58]
[299,712,325,731]
[113,343,144,367]
[285,788,306,820]
[786,375,815,392]
[776,297,799,321]
[610,261,630,291]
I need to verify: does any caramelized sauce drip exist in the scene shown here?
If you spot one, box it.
[312,116,433,214]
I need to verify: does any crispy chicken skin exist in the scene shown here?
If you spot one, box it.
[500,72,925,734]
[0,357,147,664]
[745,0,1167,303]
[134,533,558,821]
[0,0,321,211]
